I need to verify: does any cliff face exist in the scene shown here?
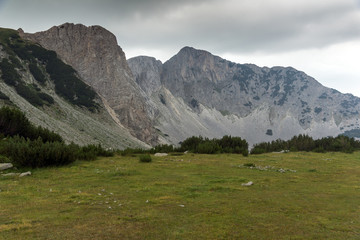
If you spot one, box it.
[22,23,157,145]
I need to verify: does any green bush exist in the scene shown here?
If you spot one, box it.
[15,83,44,106]
[250,134,360,154]
[37,92,54,104]
[29,62,46,84]
[139,154,152,163]
[0,58,21,86]
[0,106,63,142]
[0,155,10,163]
[179,135,249,156]
[76,144,114,161]
[0,136,76,167]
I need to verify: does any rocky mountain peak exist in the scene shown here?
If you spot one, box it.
[23,23,157,145]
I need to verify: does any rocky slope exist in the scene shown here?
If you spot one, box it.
[0,27,148,149]
[129,47,360,145]
[22,23,156,145]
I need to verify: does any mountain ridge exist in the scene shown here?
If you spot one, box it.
[2,23,359,147]
[129,46,360,145]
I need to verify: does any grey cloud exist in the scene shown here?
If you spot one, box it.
[1,0,360,56]
[111,0,360,55]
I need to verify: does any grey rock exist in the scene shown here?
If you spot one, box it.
[154,153,168,157]
[0,163,13,171]
[2,173,19,177]
[19,171,31,177]
[241,181,254,186]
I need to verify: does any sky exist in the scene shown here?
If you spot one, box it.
[1,0,360,97]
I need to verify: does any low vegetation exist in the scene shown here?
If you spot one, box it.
[0,107,113,168]
[251,134,360,154]
[120,135,249,156]
[1,152,359,239]
[139,154,152,163]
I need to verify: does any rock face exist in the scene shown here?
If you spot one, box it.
[128,56,162,97]
[129,47,360,145]
[0,27,148,149]
[23,23,156,145]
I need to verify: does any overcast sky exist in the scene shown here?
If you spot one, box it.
[1,0,360,97]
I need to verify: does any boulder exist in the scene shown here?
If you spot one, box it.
[241,181,253,186]
[154,153,168,157]
[2,173,19,177]
[19,171,31,177]
[0,163,13,171]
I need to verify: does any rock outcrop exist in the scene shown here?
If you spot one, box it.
[23,23,156,145]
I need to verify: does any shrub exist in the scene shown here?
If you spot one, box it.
[139,154,152,163]
[15,83,44,106]
[0,106,63,142]
[76,144,114,161]
[37,92,54,104]
[29,62,46,84]
[0,136,76,167]
[0,58,21,86]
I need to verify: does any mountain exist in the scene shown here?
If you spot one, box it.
[129,47,360,145]
[21,23,157,145]
[0,27,148,149]
[2,23,359,148]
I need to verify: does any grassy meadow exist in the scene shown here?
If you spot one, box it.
[1,152,359,239]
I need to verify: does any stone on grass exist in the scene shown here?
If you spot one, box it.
[2,172,19,177]
[241,181,253,186]
[0,163,13,171]
[154,153,168,157]
[19,171,31,177]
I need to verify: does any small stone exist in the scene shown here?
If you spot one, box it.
[241,181,253,186]
[19,171,31,177]
[146,200,149,203]
[178,204,185,207]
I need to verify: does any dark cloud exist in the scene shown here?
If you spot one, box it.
[1,0,359,56]
[111,0,360,55]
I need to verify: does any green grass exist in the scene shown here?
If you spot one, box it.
[1,152,359,239]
